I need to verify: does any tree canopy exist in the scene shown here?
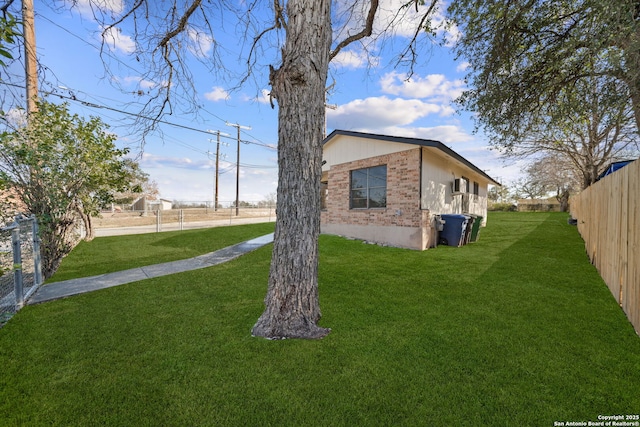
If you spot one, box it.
[0,101,135,277]
[448,0,640,186]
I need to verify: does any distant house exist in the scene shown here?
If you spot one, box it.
[131,197,173,212]
[155,199,174,211]
[320,130,501,250]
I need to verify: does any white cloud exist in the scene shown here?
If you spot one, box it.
[66,0,125,19]
[187,28,214,58]
[327,96,451,129]
[120,76,157,90]
[141,153,193,168]
[204,86,230,102]
[2,108,27,128]
[256,89,272,104]
[380,71,465,103]
[332,49,379,70]
[456,61,470,73]
[101,26,135,54]
[333,0,458,45]
[240,89,277,106]
[379,125,474,144]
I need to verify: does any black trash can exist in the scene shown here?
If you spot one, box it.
[469,215,483,242]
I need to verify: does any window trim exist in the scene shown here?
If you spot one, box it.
[350,165,387,209]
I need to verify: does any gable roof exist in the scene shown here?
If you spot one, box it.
[324,129,501,186]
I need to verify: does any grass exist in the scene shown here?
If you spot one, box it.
[46,222,275,282]
[1,212,639,426]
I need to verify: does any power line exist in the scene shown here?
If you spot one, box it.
[0,81,277,150]
[36,12,144,77]
[35,11,277,151]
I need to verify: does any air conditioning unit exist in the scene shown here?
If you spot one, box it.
[452,178,468,194]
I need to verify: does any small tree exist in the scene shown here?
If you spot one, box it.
[258,192,277,209]
[524,155,581,212]
[0,101,132,277]
[112,159,159,207]
[511,177,549,201]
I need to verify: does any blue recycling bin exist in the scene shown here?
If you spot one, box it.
[439,214,469,247]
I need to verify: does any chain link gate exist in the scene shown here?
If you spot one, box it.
[1,215,43,325]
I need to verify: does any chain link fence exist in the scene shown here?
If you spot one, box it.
[1,215,43,325]
[93,203,276,236]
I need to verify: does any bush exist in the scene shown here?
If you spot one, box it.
[488,202,517,211]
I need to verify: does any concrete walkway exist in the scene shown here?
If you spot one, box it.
[27,233,274,305]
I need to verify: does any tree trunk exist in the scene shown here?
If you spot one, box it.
[251,0,331,340]
[81,210,94,242]
[74,204,95,241]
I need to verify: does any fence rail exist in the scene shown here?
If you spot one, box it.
[93,205,276,236]
[0,215,43,325]
[570,159,640,336]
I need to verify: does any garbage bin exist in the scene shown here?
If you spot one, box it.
[439,214,469,247]
[430,215,446,248]
[469,215,483,242]
[463,215,474,245]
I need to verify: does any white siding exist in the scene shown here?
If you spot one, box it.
[420,148,490,222]
[322,134,414,170]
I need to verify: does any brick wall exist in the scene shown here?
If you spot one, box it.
[321,148,426,229]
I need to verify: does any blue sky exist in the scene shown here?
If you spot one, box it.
[5,0,523,204]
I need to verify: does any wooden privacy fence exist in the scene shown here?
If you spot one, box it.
[570,159,640,336]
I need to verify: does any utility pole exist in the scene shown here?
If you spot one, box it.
[22,0,38,116]
[226,122,252,216]
[207,130,229,212]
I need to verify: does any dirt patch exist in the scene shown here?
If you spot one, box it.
[94,208,275,228]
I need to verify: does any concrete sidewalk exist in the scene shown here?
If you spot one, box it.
[27,233,274,305]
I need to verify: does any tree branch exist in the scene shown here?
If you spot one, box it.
[395,0,439,76]
[157,0,202,50]
[0,0,16,17]
[329,0,379,61]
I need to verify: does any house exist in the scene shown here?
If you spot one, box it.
[154,199,174,211]
[131,197,173,212]
[320,130,501,250]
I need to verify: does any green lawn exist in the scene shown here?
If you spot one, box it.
[47,222,275,282]
[1,212,639,426]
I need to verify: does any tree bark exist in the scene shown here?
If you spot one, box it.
[251,0,331,340]
[73,203,95,242]
[81,211,95,242]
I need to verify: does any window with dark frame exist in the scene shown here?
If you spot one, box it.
[350,165,387,209]
[473,181,479,196]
